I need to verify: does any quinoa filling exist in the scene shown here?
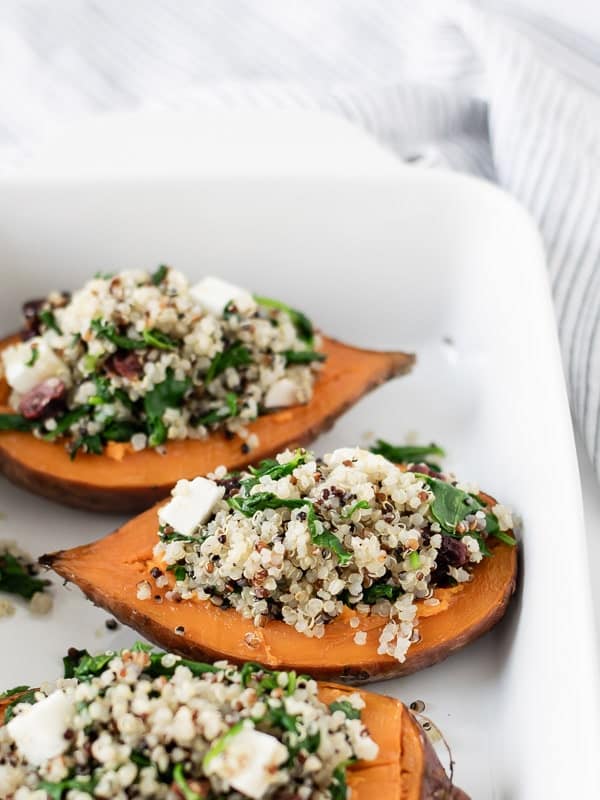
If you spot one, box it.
[0,270,324,457]
[149,446,516,664]
[0,644,377,799]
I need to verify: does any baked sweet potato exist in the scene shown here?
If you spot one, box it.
[0,334,414,512]
[42,493,517,684]
[0,681,467,799]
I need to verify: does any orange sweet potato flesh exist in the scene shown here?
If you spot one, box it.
[43,495,517,684]
[0,334,414,513]
[0,685,467,799]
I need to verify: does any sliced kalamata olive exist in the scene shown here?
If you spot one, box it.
[106,350,143,379]
[18,378,66,420]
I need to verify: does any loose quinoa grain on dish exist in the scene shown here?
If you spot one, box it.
[0,270,324,457]
[148,446,516,665]
[0,644,377,799]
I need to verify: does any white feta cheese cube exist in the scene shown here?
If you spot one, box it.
[190,276,254,316]
[1,338,68,395]
[216,728,288,799]
[158,476,224,536]
[263,378,302,409]
[7,690,74,765]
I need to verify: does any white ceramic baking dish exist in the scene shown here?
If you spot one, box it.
[0,160,597,797]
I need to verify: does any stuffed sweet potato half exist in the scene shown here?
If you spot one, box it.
[43,445,517,683]
[0,269,413,512]
[0,644,467,800]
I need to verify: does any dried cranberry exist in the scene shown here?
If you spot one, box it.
[412,463,435,474]
[432,534,469,587]
[21,298,45,340]
[216,476,241,498]
[18,378,66,420]
[106,350,142,379]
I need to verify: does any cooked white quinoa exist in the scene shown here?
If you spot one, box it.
[0,270,323,456]
[0,645,377,799]
[150,447,515,665]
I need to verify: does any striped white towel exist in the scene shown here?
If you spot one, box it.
[1,1,599,476]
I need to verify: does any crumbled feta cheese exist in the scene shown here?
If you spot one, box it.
[7,690,74,764]
[2,338,68,394]
[213,728,288,799]
[190,276,254,316]
[158,477,225,536]
[263,378,301,409]
[0,764,23,796]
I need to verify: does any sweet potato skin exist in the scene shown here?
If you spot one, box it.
[42,495,517,684]
[0,684,468,799]
[0,334,414,512]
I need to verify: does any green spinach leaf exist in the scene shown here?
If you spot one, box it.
[143,369,190,447]
[151,264,168,285]
[311,530,352,566]
[329,700,361,720]
[0,684,30,700]
[484,513,517,546]
[283,349,326,364]
[4,689,37,722]
[241,449,307,492]
[102,419,140,442]
[172,764,203,800]
[202,720,246,769]
[142,328,178,350]
[330,760,355,800]
[0,414,34,432]
[0,553,50,599]
[417,474,483,533]
[205,343,252,384]
[25,345,39,367]
[341,500,370,519]
[39,776,98,800]
[39,309,61,334]
[44,406,89,440]
[64,650,115,681]
[371,439,445,470]
[159,530,203,544]
[197,392,238,426]
[254,295,314,344]
[91,318,145,350]
[267,705,299,734]
[167,564,187,582]
[69,433,103,459]
[361,582,402,604]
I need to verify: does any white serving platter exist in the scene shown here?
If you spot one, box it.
[0,163,598,798]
